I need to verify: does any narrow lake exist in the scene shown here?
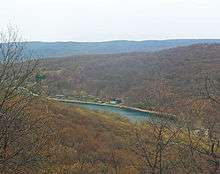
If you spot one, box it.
[71,102,174,123]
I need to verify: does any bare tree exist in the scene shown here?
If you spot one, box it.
[204,76,220,105]
[128,121,182,174]
[186,75,220,174]
[0,26,48,173]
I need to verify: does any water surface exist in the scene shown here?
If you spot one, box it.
[73,102,172,123]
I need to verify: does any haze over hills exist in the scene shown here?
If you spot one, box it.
[26,39,220,57]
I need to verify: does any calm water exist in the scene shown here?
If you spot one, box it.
[73,102,172,123]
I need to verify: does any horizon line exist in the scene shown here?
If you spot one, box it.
[25,38,220,43]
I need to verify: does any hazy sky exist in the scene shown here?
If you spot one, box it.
[1,0,220,42]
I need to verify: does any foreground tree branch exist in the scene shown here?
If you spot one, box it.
[0,26,48,174]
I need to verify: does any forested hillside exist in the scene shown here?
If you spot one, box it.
[4,97,219,174]
[41,44,220,113]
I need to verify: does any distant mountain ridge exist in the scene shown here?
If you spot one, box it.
[25,39,220,57]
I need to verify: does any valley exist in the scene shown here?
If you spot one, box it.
[40,44,220,121]
[1,0,220,173]
[0,31,219,174]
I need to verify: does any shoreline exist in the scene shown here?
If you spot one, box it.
[50,98,176,121]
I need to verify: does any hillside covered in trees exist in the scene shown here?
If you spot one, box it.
[41,44,220,114]
[2,96,218,174]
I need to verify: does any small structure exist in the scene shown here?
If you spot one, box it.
[110,98,122,105]
[55,95,65,99]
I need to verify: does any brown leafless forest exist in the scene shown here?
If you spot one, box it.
[0,28,219,174]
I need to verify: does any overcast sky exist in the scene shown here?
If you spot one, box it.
[0,0,220,42]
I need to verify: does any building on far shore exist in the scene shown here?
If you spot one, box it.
[55,95,65,99]
[110,98,122,105]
